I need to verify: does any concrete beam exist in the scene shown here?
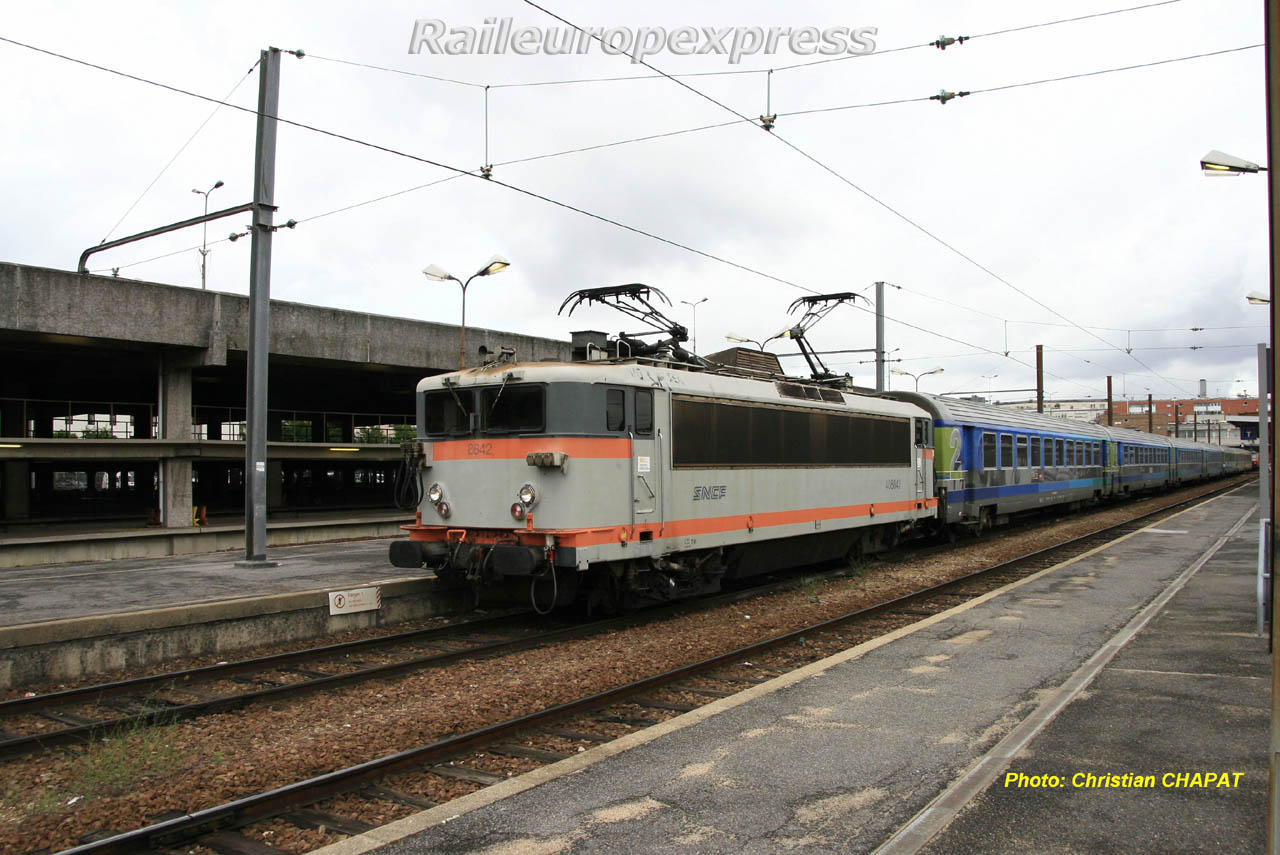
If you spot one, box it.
[0,262,570,373]
[0,439,402,462]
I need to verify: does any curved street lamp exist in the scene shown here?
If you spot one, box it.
[725,326,791,351]
[891,366,944,392]
[680,297,708,354]
[1200,149,1267,176]
[423,255,510,369]
[191,180,224,289]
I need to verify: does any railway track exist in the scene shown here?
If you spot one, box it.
[0,557,869,760]
[53,478,1250,855]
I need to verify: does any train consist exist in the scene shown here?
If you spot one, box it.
[389,286,1251,611]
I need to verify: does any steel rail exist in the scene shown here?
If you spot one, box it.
[58,478,1248,855]
[1,570,826,758]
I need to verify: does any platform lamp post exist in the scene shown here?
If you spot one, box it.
[680,297,708,354]
[981,374,999,401]
[1203,139,1277,851]
[726,327,790,352]
[891,366,944,392]
[423,256,510,369]
[1248,295,1273,641]
[191,180,223,289]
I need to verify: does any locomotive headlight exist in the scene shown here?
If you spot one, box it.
[518,483,537,506]
[427,482,444,504]
[436,500,451,519]
[510,502,526,521]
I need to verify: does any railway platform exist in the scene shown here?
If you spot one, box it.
[318,484,1267,855]
[0,534,448,688]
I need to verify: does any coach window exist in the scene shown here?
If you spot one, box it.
[635,390,654,435]
[1065,441,1074,466]
[983,432,997,469]
[1030,436,1042,467]
[606,389,626,432]
[1074,441,1083,466]
[1000,433,1013,469]
[1016,435,1028,468]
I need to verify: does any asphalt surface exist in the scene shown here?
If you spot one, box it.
[0,535,421,627]
[323,486,1265,855]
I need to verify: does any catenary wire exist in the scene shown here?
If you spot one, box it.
[100,60,260,244]
[6,34,1215,397]
[517,1,1207,397]
[315,0,1189,91]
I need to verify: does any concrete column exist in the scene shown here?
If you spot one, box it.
[3,461,29,520]
[159,360,193,528]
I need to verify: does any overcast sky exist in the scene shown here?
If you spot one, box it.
[0,0,1269,402]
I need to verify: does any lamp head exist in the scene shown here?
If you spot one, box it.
[476,255,510,277]
[1201,150,1265,175]
[212,180,224,190]
[1246,290,1270,305]
[422,264,457,282]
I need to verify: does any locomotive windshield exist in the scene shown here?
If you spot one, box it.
[423,384,546,436]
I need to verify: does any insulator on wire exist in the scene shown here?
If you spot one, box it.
[930,89,971,105]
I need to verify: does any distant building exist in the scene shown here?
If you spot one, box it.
[1108,396,1257,446]
[996,395,1258,446]
[998,398,1110,423]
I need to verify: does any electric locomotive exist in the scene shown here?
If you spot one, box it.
[389,286,937,612]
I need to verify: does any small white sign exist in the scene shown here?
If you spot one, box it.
[329,585,381,615]
[255,461,266,472]
[637,456,651,473]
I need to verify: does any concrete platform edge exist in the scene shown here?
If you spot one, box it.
[0,515,415,569]
[0,575,469,688]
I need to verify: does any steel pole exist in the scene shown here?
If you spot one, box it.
[1036,345,1044,413]
[459,280,468,369]
[1267,0,1279,848]
[240,48,281,566]
[1262,354,1272,643]
[875,280,885,392]
[200,194,210,290]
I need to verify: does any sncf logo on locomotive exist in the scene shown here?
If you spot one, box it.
[693,485,728,501]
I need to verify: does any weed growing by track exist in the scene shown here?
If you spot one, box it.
[2,716,185,817]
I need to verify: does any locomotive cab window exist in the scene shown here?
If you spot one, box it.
[914,419,932,447]
[483,384,545,433]
[635,390,654,435]
[606,389,626,432]
[424,389,475,436]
